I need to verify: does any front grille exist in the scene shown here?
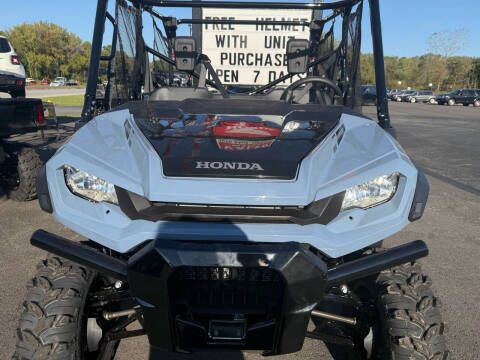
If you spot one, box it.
[169,266,285,314]
[116,186,345,225]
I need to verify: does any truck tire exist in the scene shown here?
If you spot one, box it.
[13,256,119,360]
[9,147,42,201]
[351,262,449,359]
[329,263,450,360]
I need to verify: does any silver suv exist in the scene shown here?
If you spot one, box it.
[405,90,435,104]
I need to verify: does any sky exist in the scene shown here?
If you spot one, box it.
[1,0,479,57]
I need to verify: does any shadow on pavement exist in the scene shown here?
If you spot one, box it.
[150,349,245,360]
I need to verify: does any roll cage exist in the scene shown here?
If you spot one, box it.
[82,0,390,128]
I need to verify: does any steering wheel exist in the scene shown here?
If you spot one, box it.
[280,77,342,103]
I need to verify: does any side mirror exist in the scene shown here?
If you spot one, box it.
[286,39,309,74]
[173,37,197,71]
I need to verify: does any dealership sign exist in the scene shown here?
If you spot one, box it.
[196,8,312,85]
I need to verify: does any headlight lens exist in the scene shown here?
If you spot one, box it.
[63,165,118,205]
[341,173,399,211]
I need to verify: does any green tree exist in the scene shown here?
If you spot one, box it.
[4,22,91,82]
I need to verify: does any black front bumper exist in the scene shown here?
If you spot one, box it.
[128,240,327,354]
[31,230,428,355]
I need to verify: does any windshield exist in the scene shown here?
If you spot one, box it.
[109,0,364,109]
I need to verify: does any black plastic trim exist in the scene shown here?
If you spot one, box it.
[408,170,429,222]
[36,165,53,214]
[116,187,345,225]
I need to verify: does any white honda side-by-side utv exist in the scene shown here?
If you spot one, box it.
[14,1,448,359]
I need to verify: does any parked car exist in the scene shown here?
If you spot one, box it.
[435,91,455,105]
[49,80,65,87]
[399,90,416,102]
[66,79,79,86]
[0,35,26,97]
[49,76,67,87]
[404,90,435,104]
[388,89,403,101]
[436,89,480,106]
[40,78,50,85]
[360,84,377,105]
[391,89,412,101]
[25,78,37,85]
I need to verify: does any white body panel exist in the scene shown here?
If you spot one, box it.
[45,109,418,258]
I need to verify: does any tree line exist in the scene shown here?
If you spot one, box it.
[361,29,479,92]
[361,54,480,92]
[1,22,479,91]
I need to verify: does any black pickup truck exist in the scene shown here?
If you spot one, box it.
[1,98,45,200]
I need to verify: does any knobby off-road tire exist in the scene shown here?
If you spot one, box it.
[9,147,42,201]
[373,262,449,360]
[13,256,119,360]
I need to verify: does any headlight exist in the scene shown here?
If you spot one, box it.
[63,165,118,205]
[341,173,399,211]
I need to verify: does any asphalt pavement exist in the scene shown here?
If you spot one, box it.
[364,102,480,195]
[0,101,479,359]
